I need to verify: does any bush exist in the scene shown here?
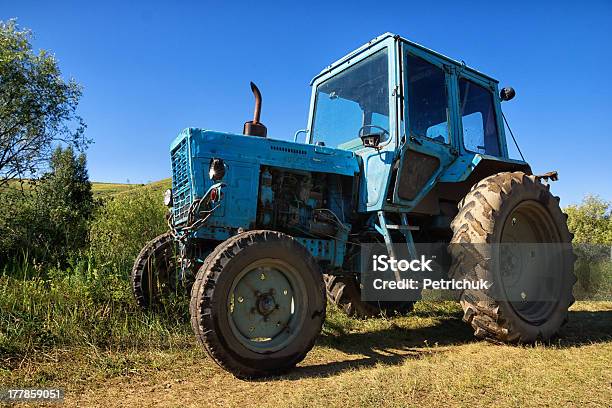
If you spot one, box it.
[565,195,612,300]
[89,186,168,273]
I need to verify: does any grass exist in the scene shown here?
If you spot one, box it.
[1,300,610,407]
[0,258,188,362]
[1,240,610,407]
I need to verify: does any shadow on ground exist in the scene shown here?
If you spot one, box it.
[559,310,612,346]
[271,308,611,381]
[275,313,471,380]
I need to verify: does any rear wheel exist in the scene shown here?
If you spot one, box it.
[325,275,415,318]
[190,231,326,378]
[449,172,576,343]
[325,233,417,318]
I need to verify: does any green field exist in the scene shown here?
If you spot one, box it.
[7,178,171,198]
[91,178,171,197]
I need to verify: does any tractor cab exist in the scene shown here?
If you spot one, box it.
[307,33,527,214]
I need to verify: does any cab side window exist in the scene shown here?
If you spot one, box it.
[406,54,450,144]
[458,78,500,156]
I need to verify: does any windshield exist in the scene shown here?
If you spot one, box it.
[311,48,390,148]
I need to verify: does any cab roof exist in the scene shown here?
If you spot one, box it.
[310,32,498,85]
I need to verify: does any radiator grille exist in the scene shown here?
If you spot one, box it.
[171,139,191,224]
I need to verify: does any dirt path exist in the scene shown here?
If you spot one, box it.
[65,342,612,408]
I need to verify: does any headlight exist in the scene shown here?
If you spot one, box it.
[163,189,173,207]
[209,158,226,180]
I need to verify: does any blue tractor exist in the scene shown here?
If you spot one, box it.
[132,33,575,378]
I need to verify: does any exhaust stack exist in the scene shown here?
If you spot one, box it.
[243,82,267,137]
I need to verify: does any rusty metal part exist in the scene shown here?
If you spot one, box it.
[251,82,261,123]
[535,171,559,182]
[243,82,267,137]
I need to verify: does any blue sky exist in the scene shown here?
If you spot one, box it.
[3,0,611,205]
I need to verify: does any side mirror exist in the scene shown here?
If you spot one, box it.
[500,87,516,102]
[360,133,381,148]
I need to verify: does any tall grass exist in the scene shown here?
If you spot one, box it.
[0,183,188,368]
[0,256,190,365]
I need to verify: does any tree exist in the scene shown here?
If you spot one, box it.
[0,20,88,186]
[566,195,612,245]
[0,147,93,264]
[37,146,94,259]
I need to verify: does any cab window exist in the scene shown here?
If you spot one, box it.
[458,78,501,156]
[405,54,450,144]
[312,48,389,147]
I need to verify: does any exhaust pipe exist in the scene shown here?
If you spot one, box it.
[243,82,267,137]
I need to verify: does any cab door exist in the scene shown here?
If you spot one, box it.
[392,44,458,209]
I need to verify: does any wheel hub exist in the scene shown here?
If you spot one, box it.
[256,292,277,316]
[228,260,303,353]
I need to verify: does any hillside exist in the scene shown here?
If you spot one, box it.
[91,178,171,197]
[6,178,172,198]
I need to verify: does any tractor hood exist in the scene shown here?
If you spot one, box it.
[169,128,360,236]
[171,128,360,177]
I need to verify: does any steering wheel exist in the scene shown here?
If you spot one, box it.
[358,124,389,138]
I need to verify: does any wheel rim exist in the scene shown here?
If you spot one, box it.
[227,258,307,353]
[145,244,178,300]
[500,200,562,324]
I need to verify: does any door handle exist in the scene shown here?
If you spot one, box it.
[409,135,423,146]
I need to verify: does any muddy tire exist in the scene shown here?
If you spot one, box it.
[324,275,415,318]
[449,171,576,343]
[190,231,326,378]
[131,232,177,310]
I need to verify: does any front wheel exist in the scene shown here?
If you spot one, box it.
[190,231,326,378]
